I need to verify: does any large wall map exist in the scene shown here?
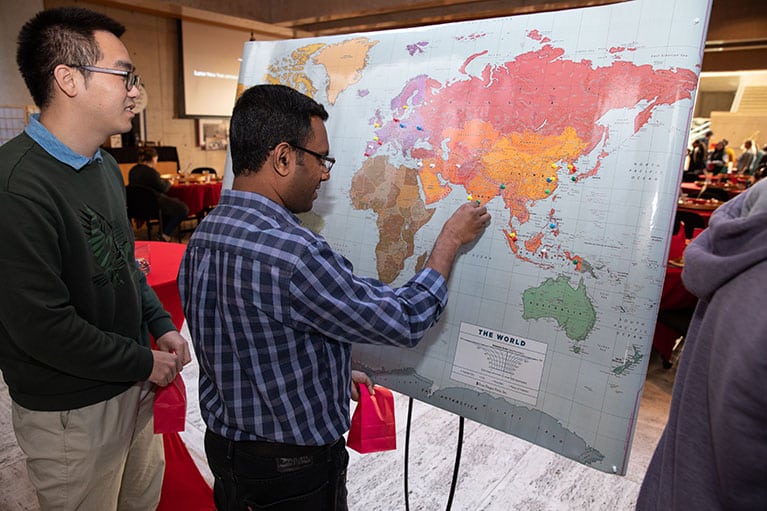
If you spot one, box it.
[232,0,712,474]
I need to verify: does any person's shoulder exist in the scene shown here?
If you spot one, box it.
[0,133,50,190]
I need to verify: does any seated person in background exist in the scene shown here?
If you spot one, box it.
[706,141,729,175]
[129,146,189,241]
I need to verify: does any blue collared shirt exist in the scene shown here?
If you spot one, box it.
[179,189,448,445]
[24,114,103,169]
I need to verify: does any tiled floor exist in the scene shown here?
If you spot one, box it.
[0,325,678,510]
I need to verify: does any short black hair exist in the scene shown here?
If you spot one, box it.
[230,84,329,177]
[17,7,125,108]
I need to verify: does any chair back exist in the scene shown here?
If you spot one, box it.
[668,221,686,260]
[190,167,217,175]
[126,185,161,222]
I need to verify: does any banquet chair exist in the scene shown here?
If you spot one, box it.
[697,187,730,202]
[668,221,686,261]
[126,185,164,240]
[675,211,705,239]
[190,166,217,175]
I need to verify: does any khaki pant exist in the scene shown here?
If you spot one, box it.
[12,384,164,511]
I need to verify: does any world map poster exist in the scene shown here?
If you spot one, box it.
[230,0,712,474]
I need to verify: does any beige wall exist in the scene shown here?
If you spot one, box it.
[3,1,228,172]
[0,1,43,107]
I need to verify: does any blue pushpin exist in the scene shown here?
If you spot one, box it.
[549,222,556,229]
[399,123,406,128]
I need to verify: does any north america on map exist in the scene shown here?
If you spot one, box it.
[233,0,710,474]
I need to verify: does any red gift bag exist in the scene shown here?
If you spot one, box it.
[347,385,396,453]
[154,374,187,433]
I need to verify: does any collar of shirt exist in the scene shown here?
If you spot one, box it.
[24,114,103,170]
[220,188,299,224]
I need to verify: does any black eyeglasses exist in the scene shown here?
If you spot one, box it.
[288,143,335,172]
[70,65,141,91]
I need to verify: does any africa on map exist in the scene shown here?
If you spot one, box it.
[232,0,711,474]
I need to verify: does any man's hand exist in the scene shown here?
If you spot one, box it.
[155,330,191,373]
[149,350,179,387]
[426,202,491,279]
[351,370,375,401]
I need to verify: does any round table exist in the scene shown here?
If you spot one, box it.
[167,182,222,216]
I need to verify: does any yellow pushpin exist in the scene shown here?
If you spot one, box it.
[373,136,379,141]
[551,163,558,169]
[509,231,517,239]
[403,105,409,109]
[550,176,557,182]
[467,194,473,201]
[374,123,380,128]
[567,163,573,170]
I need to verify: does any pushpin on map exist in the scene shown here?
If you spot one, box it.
[393,117,400,122]
[399,123,405,128]
[430,163,436,168]
[467,194,473,201]
[573,259,579,265]
[373,136,379,141]
[378,140,383,145]
[545,189,551,194]
[500,184,506,190]
[416,126,423,131]
[509,231,517,239]
[403,105,409,109]
[549,222,556,229]
[551,163,558,169]
[571,176,577,182]
[567,163,573,170]
[546,177,552,183]
[374,123,380,128]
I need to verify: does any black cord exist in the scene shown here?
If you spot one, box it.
[402,397,465,511]
[404,397,414,511]
[445,416,464,511]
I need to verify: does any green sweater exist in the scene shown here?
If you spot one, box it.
[0,133,175,411]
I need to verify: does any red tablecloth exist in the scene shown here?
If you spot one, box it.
[135,241,215,511]
[167,182,222,216]
[141,241,187,330]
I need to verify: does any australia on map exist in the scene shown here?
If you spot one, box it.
[231,0,712,474]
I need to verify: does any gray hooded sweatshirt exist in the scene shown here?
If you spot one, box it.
[637,179,767,510]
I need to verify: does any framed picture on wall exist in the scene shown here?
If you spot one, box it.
[197,118,229,151]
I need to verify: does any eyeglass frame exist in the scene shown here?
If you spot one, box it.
[69,64,141,91]
[288,143,335,172]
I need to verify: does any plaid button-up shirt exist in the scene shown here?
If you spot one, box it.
[179,189,448,445]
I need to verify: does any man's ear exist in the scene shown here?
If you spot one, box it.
[52,64,79,99]
[271,142,293,177]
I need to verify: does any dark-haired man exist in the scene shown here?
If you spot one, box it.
[0,7,190,510]
[179,84,491,510]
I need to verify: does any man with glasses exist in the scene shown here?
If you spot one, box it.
[179,84,491,510]
[0,7,190,510]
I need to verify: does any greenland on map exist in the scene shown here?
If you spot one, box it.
[231,0,712,474]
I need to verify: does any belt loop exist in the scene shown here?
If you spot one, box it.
[226,438,235,461]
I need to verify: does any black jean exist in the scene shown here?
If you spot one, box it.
[204,429,349,511]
